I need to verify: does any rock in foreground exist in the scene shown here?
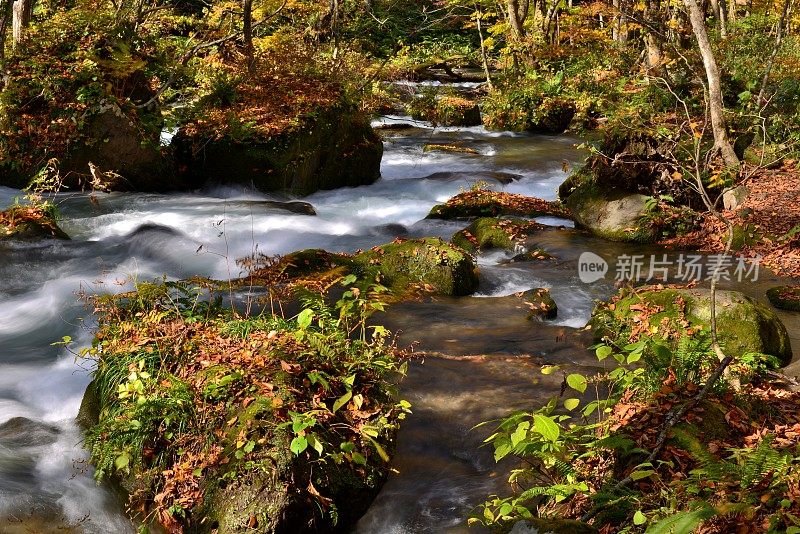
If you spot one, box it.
[592,286,793,365]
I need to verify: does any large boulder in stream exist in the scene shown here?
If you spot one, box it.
[591,286,793,366]
[173,101,383,196]
[563,170,698,243]
[77,280,407,534]
[408,95,482,127]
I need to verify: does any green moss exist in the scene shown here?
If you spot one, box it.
[731,223,760,250]
[355,238,479,296]
[767,286,800,312]
[451,217,543,253]
[592,287,793,365]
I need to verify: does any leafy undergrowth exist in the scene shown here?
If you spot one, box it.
[78,280,409,533]
[473,285,800,534]
[180,51,345,142]
[427,189,572,220]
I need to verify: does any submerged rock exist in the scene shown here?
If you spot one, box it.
[767,286,800,312]
[0,417,59,448]
[591,287,793,366]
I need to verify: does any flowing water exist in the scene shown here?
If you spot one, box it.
[0,113,797,533]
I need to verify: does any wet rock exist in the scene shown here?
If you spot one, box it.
[244,238,479,297]
[510,518,598,534]
[261,200,316,215]
[564,181,697,243]
[565,183,653,242]
[521,288,558,320]
[60,104,173,191]
[174,103,383,196]
[451,217,544,253]
[591,287,793,366]
[0,417,59,447]
[767,286,800,312]
[504,248,555,263]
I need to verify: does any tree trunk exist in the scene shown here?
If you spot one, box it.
[476,4,493,90]
[644,0,664,74]
[11,0,30,48]
[0,0,12,58]
[242,0,253,68]
[683,0,739,168]
[709,0,727,36]
[507,0,526,38]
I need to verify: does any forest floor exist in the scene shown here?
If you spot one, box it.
[665,161,800,278]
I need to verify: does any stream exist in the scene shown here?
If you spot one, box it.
[0,108,798,533]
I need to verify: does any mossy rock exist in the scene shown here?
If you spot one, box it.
[354,238,479,296]
[427,190,571,220]
[0,206,69,241]
[409,95,482,127]
[521,288,558,320]
[564,181,655,242]
[767,286,800,312]
[591,287,793,365]
[483,96,576,134]
[451,217,544,253]
[241,239,479,298]
[173,102,382,196]
[564,181,697,243]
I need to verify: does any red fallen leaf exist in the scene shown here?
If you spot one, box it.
[280,360,301,373]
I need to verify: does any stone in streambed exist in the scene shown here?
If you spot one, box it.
[427,190,571,220]
[451,217,545,253]
[0,206,69,241]
[243,238,479,297]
